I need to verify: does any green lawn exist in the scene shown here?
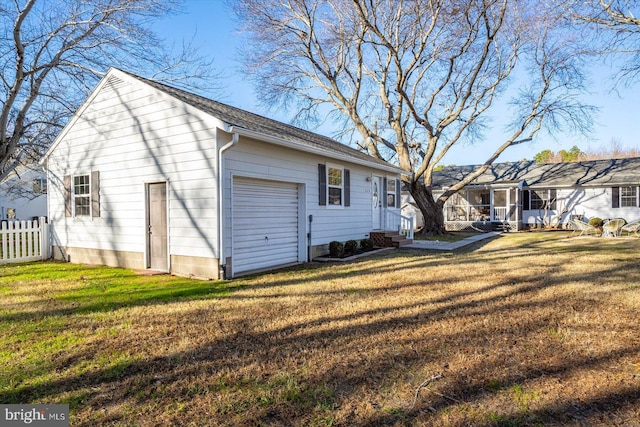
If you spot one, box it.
[1,233,639,426]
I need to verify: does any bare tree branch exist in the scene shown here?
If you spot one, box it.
[234,0,593,233]
[0,0,221,173]
[560,0,640,84]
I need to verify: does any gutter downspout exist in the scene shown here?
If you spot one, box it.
[218,132,239,279]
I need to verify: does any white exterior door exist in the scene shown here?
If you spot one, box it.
[232,177,300,275]
[372,176,382,229]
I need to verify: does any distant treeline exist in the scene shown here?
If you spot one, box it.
[533,141,640,164]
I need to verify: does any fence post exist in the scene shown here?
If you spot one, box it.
[39,217,50,260]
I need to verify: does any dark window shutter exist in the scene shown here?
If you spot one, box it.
[91,171,100,218]
[382,177,388,208]
[395,179,401,208]
[344,169,350,207]
[318,164,326,206]
[637,186,640,208]
[64,175,72,217]
[523,190,530,210]
[549,189,557,210]
[612,187,620,208]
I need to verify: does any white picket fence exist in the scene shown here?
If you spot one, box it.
[0,217,50,264]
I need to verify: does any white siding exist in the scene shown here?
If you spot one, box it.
[222,137,399,260]
[523,187,640,225]
[47,75,220,264]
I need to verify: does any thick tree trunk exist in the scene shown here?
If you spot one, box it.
[409,181,446,235]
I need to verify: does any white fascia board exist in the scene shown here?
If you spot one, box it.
[229,126,406,175]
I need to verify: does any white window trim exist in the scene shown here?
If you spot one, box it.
[386,175,398,209]
[529,189,557,211]
[72,173,91,217]
[326,163,344,209]
[619,186,638,208]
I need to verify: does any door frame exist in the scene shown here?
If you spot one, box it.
[372,175,383,229]
[145,181,169,271]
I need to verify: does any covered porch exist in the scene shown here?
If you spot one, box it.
[442,185,523,232]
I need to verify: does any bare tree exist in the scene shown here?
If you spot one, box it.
[537,197,572,229]
[561,0,640,84]
[0,0,218,174]
[233,0,593,234]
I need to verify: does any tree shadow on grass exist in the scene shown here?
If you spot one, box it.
[2,257,639,425]
[0,264,242,323]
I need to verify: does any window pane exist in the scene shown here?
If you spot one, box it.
[75,196,90,216]
[74,175,90,195]
[387,193,396,207]
[328,168,342,186]
[621,186,636,207]
[328,187,342,205]
[530,190,547,210]
[387,179,395,192]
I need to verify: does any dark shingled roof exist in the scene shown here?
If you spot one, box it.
[432,157,640,189]
[124,71,399,171]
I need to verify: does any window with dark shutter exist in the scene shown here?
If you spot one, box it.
[523,190,530,210]
[549,189,557,210]
[612,187,620,208]
[382,177,388,208]
[344,169,350,207]
[318,164,327,206]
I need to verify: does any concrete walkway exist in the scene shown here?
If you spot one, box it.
[404,231,500,251]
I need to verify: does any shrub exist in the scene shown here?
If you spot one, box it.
[588,217,604,228]
[329,241,344,257]
[344,240,358,254]
[360,238,374,250]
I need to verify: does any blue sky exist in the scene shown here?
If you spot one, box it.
[152,0,640,166]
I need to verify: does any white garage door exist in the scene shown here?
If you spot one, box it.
[232,177,300,275]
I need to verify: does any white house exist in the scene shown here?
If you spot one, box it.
[41,68,409,279]
[419,158,640,231]
[0,160,47,222]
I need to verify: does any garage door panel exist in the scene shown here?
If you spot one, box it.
[232,177,300,274]
[234,226,299,238]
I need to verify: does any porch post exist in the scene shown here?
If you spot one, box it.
[490,189,494,221]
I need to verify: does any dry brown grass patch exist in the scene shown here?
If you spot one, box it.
[1,233,639,425]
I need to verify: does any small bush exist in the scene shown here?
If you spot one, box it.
[329,241,344,257]
[344,240,358,254]
[360,238,374,250]
[588,217,604,228]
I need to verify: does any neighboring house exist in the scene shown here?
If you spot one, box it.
[0,160,47,221]
[406,158,640,231]
[41,68,406,279]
